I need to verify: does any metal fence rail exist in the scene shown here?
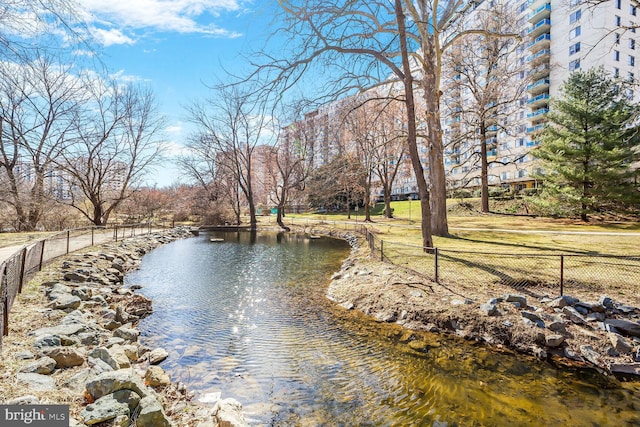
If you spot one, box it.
[0,223,157,348]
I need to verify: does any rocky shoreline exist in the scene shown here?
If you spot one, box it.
[0,228,247,427]
[317,226,640,380]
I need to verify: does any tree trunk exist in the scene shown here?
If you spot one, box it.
[395,0,433,250]
[421,37,449,237]
[480,122,490,213]
[384,190,393,218]
[364,174,372,222]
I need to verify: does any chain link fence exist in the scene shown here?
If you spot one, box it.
[0,223,158,348]
[362,229,640,301]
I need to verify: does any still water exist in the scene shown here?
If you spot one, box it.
[127,231,640,426]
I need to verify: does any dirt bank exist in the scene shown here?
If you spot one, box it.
[307,225,640,380]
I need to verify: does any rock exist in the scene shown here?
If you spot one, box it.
[42,347,85,368]
[215,398,248,427]
[547,320,566,333]
[85,369,150,401]
[548,295,579,309]
[521,311,543,324]
[573,305,589,315]
[339,301,354,310]
[15,350,36,360]
[6,395,40,405]
[145,366,171,387]
[505,294,527,307]
[113,326,140,342]
[599,296,615,309]
[125,294,153,318]
[16,373,56,391]
[610,363,640,376]
[580,345,602,366]
[136,395,171,427]
[147,348,169,365]
[71,287,92,301]
[480,303,498,316]
[545,334,565,347]
[62,368,94,392]
[375,311,397,322]
[586,312,605,322]
[89,347,120,370]
[64,271,90,282]
[562,306,586,324]
[115,306,132,324]
[33,323,86,337]
[19,356,57,375]
[604,319,640,337]
[608,332,634,354]
[32,335,56,351]
[80,390,141,426]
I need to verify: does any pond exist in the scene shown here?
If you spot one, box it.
[126,231,640,426]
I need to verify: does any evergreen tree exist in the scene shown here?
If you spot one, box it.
[533,68,640,221]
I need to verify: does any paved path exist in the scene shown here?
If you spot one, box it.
[0,228,163,265]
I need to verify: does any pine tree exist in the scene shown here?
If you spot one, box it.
[533,68,640,221]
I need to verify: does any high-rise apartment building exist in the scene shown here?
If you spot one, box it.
[443,0,640,194]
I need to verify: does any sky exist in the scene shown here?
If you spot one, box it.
[76,0,280,187]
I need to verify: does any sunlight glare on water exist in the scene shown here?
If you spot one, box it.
[126,231,640,426]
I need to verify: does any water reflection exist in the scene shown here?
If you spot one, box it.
[127,232,640,426]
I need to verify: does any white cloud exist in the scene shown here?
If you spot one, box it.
[91,27,135,46]
[109,69,148,83]
[166,124,184,134]
[79,0,245,46]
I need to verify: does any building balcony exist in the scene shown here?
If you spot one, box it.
[528,19,551,39]
[526,124,546,134]
[528,0,548,11]
[485,137,498,145]
[487,149,498,157]
[527,140,541,147]
[528,3,551,23]
[527,108,549,119]
[485,125,499,135]
[528,33,551,52]
[529,64,550,81]
[527,78,550,95]
[527,48,550,65]
[527,93,550,108]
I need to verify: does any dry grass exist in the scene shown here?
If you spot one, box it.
[0,231,55,248]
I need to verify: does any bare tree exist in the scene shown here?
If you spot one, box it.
[271,111,315,230]
[441,2,526,212]
[0,54,85,230]
[57,82,165,226]
[186,84,276,230]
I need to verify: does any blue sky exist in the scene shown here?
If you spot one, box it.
[77,0,280,187]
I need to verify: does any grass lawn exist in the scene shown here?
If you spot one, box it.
[274,199,640,303]
[0,231,55,248]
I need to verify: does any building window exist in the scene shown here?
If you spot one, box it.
[615,32,621,44]
[631,5,637,15]
[570,26,581,39]
[569,59,581,70]
[614,67,620,77]
[616,0,622,9]
[631,39,636,49]
[569,42,581,55]
[628,71,635,82]
[616,15,622,26]
[615,50,621,61]
[629,55,635,66]
[570,9,581,23]
[517,1,527,13]
[517,169,527,178]
[626,89,635,99]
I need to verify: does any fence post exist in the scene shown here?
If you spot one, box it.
[66,230,70,254]
[18,247,27,293]
[560,255,564,296]
[38,240,46,271]
[91,227,95,246]
[115,225,118,242]
[380,240,384,262]
[2,295,7,336]
[2,265,8,336]
[433,248,439,284]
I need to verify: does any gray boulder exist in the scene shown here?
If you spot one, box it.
[19,356,57,375]
[85,369,150,401]
[136,395,171,427]
[42,347,85,368]
[80,390,141,426]
[16,373,56,391]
